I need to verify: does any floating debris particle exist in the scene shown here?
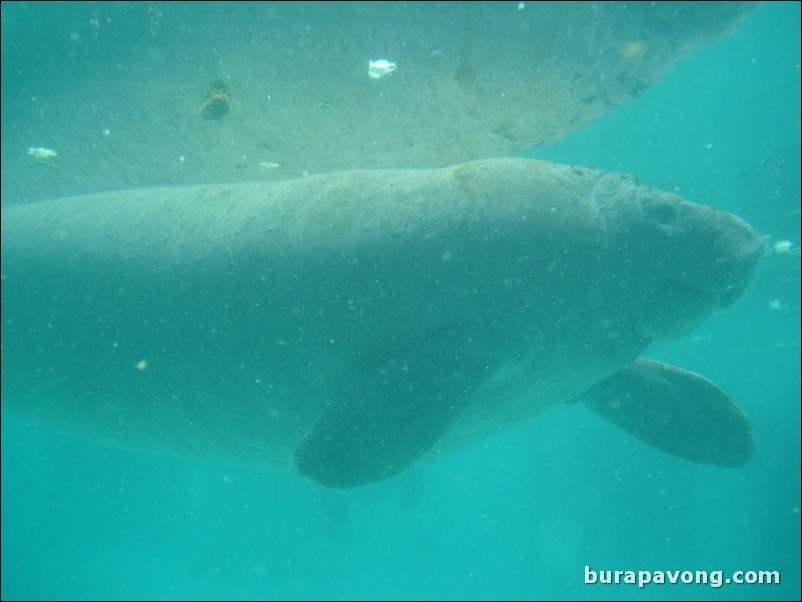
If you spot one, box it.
[368,59,396,79]
[27,147,58,166]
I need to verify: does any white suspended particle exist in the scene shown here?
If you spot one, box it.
[368,58,396,79]
[773,239,799,254]
[27,146,58,164]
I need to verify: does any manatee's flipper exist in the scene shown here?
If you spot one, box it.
[579,358,755,467]
[293,327,501,489]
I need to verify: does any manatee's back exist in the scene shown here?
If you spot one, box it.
[1,160,622,468]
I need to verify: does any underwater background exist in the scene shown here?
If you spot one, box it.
[1,2,799,600]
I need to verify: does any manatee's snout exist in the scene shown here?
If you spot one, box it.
[637,192,764,310]
[709,211,764,308]
[621,189,764,340]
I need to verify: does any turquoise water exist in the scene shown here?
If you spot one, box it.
[1,2,799,600]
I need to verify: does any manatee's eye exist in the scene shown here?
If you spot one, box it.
[646,200,679,226]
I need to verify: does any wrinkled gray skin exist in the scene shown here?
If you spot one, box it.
[0,159,763,487]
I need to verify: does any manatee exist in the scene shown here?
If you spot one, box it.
[0,159,763,489]
[1,2,757,202]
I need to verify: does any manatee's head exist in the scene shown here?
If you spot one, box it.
[595,174,764,339]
